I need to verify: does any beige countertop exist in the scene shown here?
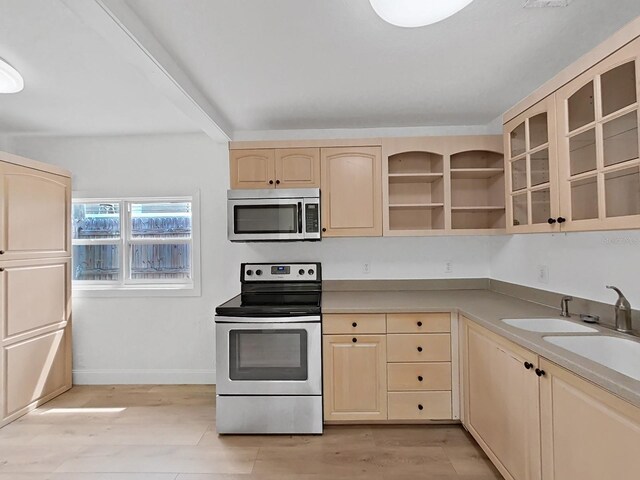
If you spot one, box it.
[322,288,640,408]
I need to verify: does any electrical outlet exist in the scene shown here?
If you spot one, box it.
[445,260,453,274]
[537,264,549,284]
[363,263,371,274]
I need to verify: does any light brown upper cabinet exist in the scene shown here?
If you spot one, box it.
[0,162,71,260]
[382,136,505,235]
[321,147,382,237]
[556,38,640,231]
[504,96,561,233]
[230,148,320,189]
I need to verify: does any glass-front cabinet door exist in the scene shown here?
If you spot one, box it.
[504,95,560,233]
[556,38,640,231]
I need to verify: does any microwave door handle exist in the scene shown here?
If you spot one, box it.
[297,202,303,234]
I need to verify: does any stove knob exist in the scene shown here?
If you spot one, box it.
[255,269,263,276]
[246,270,253,276]
[308,269,315,276]
[299,269,305,275]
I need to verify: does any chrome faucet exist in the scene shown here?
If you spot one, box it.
[560,296,573,317]
[606,286,633,334]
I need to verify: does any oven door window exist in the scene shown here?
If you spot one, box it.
[229,329,308,381]
[233,204,298,234]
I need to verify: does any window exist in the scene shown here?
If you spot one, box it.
[72,195,198,294]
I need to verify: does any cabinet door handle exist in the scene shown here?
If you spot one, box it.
[524,361,533,370]
[417,321,423,327]
[417,404,424,411]
[352,337,357,343]
[352,322,358,328]
[276,180,281,185]
[417,346,423,352]
[268,180,274,185]
[0,250,4,255]
[0,268,4,272]
[417,375,424,382]
[557,217,566,224]
[322,228,327,232]
[535,368,546,377]
[547,218,557,225]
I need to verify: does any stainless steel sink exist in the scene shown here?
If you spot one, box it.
[544,335,640,381]
[501,318,598,333]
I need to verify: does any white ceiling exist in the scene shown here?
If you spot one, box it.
[1,0,640,138]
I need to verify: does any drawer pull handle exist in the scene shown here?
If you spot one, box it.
[417,321,423,327]
[0,250,4,255]
[0,268,4,272]
[352,322,357,328]
[524,362,533,370]
[418,404,424,411]
[417,375,423,382]
[417,346,423,352]
[352,337,357,343]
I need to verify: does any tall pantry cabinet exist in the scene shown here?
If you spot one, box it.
[0,151,72,428]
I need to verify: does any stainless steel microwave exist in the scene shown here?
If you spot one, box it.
[227,188,321,242]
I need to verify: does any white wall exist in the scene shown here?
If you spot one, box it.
[490,231,640,307]
[7,133,491,384]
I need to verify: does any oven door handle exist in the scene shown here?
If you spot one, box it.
[298,202,303,234]
[215,315,321,324]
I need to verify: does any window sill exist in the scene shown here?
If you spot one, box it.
[72,283,201,298]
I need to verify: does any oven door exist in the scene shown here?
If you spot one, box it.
[215,318,321,395]
[228,198,305,241]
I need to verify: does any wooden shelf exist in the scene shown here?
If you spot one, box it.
[451,206,505,211]
[388,173,444,183]
[389,203,444,209]
[450,168,504,179]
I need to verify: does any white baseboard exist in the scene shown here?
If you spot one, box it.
[72,368,216,385]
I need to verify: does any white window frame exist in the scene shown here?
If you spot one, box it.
[72,192,201,297]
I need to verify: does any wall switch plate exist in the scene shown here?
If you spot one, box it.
[362,263,371,274]
[445,260,453,274]
[537,264,549,284]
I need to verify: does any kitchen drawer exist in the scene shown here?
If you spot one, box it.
[323,314,386,335]
[387,362,452,391]
[387,313,450,334]
[388,391,452,420]
[387,334,451,362]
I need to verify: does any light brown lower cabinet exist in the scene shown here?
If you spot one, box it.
[462,317,640,480]
[539,358,640,480]
[322,334,387,421]
[323,312,455,423]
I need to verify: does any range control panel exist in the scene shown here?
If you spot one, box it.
[241,263,321,282]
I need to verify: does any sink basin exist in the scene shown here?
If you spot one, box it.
[544,335,640,381]
[502,318,598,333]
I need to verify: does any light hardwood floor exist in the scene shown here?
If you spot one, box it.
[0,385,502,479]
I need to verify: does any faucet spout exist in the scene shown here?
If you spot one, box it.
[606,286,633,334]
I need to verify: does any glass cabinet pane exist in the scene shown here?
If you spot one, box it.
[510,122,526,157]
[73,202,120,239]
[569,128,597,175]
[130,244,191,280]
[605,167,640,218]
[131,202,192,238]
[603,111,639,167]
[511,158,527,191]
[529,113,549,149]
[568,81,595,132]
[73,245,120,281]
[512,193,528,226]
[570,176,599,221]
[531,189,551,224]
[601,61,637,117]
[530,149,550,186]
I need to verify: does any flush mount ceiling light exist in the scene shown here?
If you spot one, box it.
[370,0,475,28]
[0,57,24,93]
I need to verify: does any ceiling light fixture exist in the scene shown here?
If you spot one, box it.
[369,0,475,28]
[0,57,24,93]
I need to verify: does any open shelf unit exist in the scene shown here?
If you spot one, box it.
[383,137,506,235]
[387,151,445,231]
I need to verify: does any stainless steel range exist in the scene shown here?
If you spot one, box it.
[214,262,322,434]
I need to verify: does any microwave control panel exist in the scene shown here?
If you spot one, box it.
[305,203,320,233]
